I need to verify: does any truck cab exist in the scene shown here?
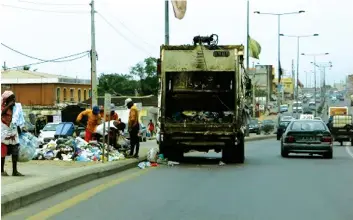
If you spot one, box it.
[157,37,248,163]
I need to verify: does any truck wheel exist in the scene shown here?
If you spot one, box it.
[351,139,353,146]
[165,148,183,162]
[222,135,245,164]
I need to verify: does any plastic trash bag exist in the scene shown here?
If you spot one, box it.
[147,148,159,162]
[117,135,129,148]
[18,132,38,162]
[96,121,117,136]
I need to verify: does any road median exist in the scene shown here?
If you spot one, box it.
[1,135,275,216]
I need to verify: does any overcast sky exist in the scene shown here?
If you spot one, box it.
[1,0,352,86]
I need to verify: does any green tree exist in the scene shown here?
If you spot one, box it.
[23,65,30,70]
[129,57,158,95]
[97,73,138,96]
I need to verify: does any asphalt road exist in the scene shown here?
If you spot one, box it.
[4,139,353,220]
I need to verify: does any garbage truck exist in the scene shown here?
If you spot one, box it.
[156,35,251,163]
[327,106,353,146]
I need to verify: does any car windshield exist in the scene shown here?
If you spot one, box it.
[293,103,301,108]
[290,121,326,131]
[43,123,59,131]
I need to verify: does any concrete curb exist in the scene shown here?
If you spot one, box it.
[1,135,275,215]
[1,156,147,216]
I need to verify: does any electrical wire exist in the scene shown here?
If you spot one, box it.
[18,0,87,6]
[98,7,157,49]
[1,43,89,63]
[7,52,90,69]
[97,13,153,56]
[1,4,89,14]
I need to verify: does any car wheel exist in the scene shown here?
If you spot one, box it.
[281,146,288,157]
[340,141,343,146]
[277,135,280,140]
[323,151,333,159]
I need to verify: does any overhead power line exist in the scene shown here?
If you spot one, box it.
[97,13,153,56]
[1,4,89,14]
[6,52,90,69]
[1,43,89,63]
[18,0,87,6]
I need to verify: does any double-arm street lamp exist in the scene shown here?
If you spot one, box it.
[254,10,305,113]
[301,53,330,115]
[280,34,319,104]
[311,61,332,101]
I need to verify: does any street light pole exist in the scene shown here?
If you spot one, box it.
[254,10,305,113]
[280,33,319,105]
[302,52,329,116]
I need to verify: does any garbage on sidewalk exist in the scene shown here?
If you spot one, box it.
[33,137,125,162]
[18,132,39,162]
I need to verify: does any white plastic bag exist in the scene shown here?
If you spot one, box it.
[117,135,129,148]
[96,121,117,136]
[18,132,38,162]
[147,148,159,162]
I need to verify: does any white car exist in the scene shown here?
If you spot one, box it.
[38,122,60,146]
[331,96,337,102]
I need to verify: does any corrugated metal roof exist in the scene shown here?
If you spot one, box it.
[1,70,71,79]
[1,70,90,84]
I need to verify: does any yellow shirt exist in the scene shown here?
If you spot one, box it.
[76,109,101,133]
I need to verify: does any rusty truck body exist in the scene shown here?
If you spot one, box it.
[156,38,249,163]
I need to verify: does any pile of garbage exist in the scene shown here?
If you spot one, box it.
[167,111,234,123]
[34,137,125,162]
[138,148,178,169]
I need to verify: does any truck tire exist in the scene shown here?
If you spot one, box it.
[222,135,245,164]
[160,143,183,161]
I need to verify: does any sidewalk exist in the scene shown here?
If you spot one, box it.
[1,135,275,215]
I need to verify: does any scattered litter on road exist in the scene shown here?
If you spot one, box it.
[168,161,180,167]
[219,161,226,166]
[138,161,159,169]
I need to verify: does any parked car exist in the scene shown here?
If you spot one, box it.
[281,120,333,158]
[38,122,60,146]
[248,119,261,135]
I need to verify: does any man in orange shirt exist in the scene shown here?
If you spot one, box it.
[105,104,118,122]
[125,98,140,158]
[76,106,101,142]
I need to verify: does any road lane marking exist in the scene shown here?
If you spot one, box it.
[26,168,154,220]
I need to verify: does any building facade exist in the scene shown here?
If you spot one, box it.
[1,70,91,106]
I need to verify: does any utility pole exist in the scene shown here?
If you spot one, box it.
[90,0,98,107]
[165,0,170,45]
[2,61,7,71]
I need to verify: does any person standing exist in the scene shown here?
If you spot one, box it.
[76,106,101,142]
[125,98,140,158]
[148,119,155,137]
[1,91,23,176]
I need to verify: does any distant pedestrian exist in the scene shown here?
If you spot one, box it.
[1,91,23,176]
[76,106,101,142]
[125,98,140,158]
[148,119,155,137]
